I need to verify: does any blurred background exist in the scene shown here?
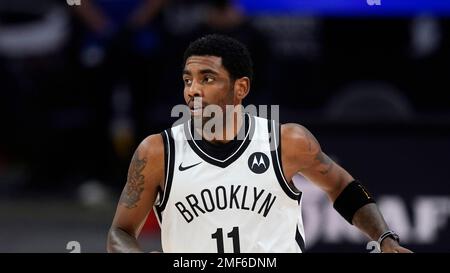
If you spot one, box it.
[0,0,449,252]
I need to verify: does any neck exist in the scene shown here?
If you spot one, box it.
[194,107,245,144]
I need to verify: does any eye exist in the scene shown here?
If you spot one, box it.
[204,76,215,83]
[184,78,192,86]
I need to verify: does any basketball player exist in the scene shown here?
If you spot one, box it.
[107,34,412,253]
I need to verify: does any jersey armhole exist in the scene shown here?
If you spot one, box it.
[268,120,302,202]
[154,129,175,223]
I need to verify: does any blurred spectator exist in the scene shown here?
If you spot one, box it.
[73,0,168,190]
[408,16,450,112]
[411,15,441,59]
[75,0,167,66]
[156,0,271,107]
[0,0,71,194]
[194,0,271,106]
[154,0,209,116]
[251,14,324,111]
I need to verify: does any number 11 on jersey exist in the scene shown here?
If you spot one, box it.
[211,226,241,253]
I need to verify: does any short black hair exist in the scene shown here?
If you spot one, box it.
[183,34,253,82]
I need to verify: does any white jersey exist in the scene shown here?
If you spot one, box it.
[154,114,305,253]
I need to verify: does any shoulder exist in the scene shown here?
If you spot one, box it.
[136,133,165,162]
[281,123,310,139]
[280,123,321,166]
[131,133,167,187]
[281,123,320,152]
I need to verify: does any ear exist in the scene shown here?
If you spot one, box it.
[234,77,250,100]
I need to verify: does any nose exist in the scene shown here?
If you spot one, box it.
[187,80,203,99]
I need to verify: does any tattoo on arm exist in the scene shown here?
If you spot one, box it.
[120,150,148,209]
[302,127,334,175]
[303,126,318,153]
[316,152,334,175]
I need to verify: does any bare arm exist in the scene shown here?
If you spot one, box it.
[281,123,411,253]
[107,134,165,253]
[280,123,353,201]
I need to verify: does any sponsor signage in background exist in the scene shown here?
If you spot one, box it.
[239,0,450,16]
[294,131,450,252]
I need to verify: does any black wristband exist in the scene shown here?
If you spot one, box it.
[333,180,376,224]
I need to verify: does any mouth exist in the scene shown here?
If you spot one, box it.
[188,99,205,116]
[190,106,203,115]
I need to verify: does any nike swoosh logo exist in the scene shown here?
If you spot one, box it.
[178,162,202,171]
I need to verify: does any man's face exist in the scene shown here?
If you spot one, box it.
[182,55,235,122]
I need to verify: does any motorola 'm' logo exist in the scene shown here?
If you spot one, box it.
[248,152,270,174]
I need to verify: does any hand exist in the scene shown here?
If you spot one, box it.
[381,237,413,253]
